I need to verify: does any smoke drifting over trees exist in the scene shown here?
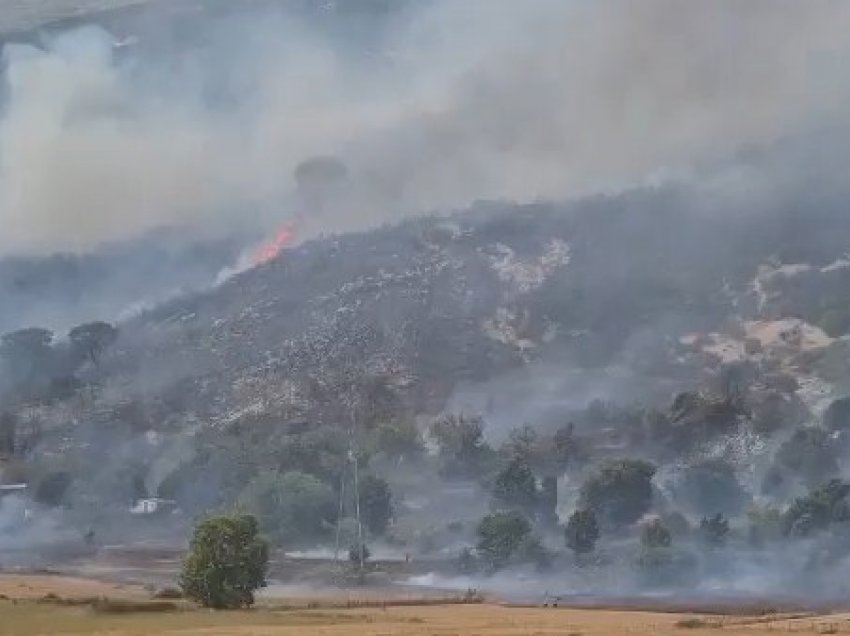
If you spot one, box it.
[1,1,850,255]
[6,0,850,608]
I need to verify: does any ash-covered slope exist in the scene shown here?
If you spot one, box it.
[79,170,850,438]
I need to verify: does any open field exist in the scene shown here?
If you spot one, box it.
[2,574,850,636]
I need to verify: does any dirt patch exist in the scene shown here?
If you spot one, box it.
[0,573,149,601]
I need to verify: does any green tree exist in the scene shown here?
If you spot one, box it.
[238,470,336,545]
[492,458,537,514]
[372,419,422,460]
[429,413,491,477]
[677,459,747,516]
[564,509,600,555]
[68,321,118,367]
[698,513,730,547]
[476,511,531,570]
[430,413,486,459]
[580,459,656,527]
[179,514,269,609]
[359,474,393,536]
[783,479,850,537]
[640,517,672,549]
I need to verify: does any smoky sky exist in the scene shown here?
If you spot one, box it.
[1,0,849,256]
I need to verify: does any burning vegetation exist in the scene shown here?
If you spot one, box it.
[5,0,850,613]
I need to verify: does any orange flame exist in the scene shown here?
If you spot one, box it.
[253,222,297,266]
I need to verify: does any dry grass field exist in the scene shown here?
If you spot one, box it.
[1,574,850,636]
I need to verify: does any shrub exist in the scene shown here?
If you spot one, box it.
[641,517,672,549]
[784,479,850,537]
[476,511,531,570]
[698,513,730,546]
[564,509,600,555]
[677,459,747,516]
[492,458,537,514]
[179,514,269,609]
[580,459,656,527]
[238,470,336,545]
[359,474,393,536]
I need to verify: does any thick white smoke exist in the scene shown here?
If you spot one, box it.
[1,0,849,255]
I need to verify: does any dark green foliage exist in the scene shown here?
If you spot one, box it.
[476,511,531,570]
[677,459,747,516]
[179,514,269,609]
[564,509,600,555]
[580,459,656,527]
[237,470,336,545]
[503,425,539,465]
[430,413,491,477]
[372,419,423,460]
[698,513,730,546]
[775,426,838,488]
[550,422,583,471]
[492,458,537,514]
[641,517,672,548]
[783,479,850,537]
[68,321,118,366]
[33,471,73,507]
[359,474,393,536]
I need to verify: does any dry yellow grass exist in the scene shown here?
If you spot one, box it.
[0,575,849,636]
[3,600,850,636]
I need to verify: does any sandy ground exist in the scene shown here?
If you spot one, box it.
[0,573,150,600]
[1,573,850,636]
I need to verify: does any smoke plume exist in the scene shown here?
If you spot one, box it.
[0,0,849,255]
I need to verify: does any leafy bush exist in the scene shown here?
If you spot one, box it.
[783,479,850,537]
[492,458,537,514]
[564,509,600,555]
[179,514,269,609]
[430,414,493,478]
[372,419,423,459]
[677,459,747,516]
[641,517,672,549]
[238,470,336,545]
[580,459,656,527]
[698,513,730,546]
[359,474,393,536]
[476,511,531,570]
